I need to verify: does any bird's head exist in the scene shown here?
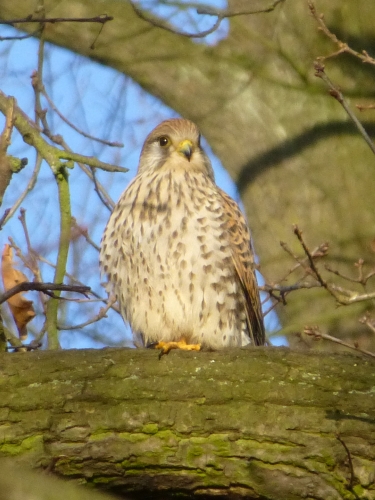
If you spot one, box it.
[137,118,214,180]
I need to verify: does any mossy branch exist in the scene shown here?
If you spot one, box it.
[45,167,71,349]
[0,90,126,174]
[0,347,374,499]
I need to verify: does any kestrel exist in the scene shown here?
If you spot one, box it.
[100,118,265,354]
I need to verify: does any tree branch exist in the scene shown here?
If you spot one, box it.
[0,347,374,499]
[0,15,113,25]
[0,282,91,304]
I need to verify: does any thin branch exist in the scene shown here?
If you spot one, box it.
[18,208,41,279]
[304,326,375,359]
[329,288,375,305]
[0,209,10,229]
[0,282,91,305]
[90,166,115,211]
[197,0,286,17]
[336,436,355,491]
[71,218,100,252]
[0,30,40,41]
[58,296,116,331]
[55,135,115,211]
[0,96,15,149]
[260,282,321,295]
[357,103,375,112]
[39,81,123,148]
[293,225,328,288]
[259,235,330,314]
[266,226,375,312]
[7,340,42,352]
[1,155,42,225]
[29,247,121,314]
[292,225,375,306]
[17,210,47,316]
[0,96,15,203]
[307,1,375,65]
[279,240,329,280]
[129,1,223,38]
[313,61,375,156]
[325,261,375,286]
[131,0,286,39]
[360,313,375,335]
[54,144,128,173]
[0,90,127,175]
[0,15,113,25]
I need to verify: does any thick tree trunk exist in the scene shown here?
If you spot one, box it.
[0,347,374,499]
[1,0,375,340]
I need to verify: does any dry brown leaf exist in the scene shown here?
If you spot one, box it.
[1,244,35,340]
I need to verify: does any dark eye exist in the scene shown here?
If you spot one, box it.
[158,136,169,147]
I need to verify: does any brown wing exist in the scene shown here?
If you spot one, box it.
[218,189,265,346]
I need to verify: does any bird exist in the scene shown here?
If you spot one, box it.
[100,118,265,355]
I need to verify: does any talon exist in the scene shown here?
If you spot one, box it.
[153,339,201,358]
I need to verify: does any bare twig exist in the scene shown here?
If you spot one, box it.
[55,135,116,211]
[53,142,127,173]
[18,209,35,264]
[279,240,329,280]
[336,436,355,491]
[16,209,47,311]
[260,233,330,314]
[293,225,375,306]
[0,209,10,229]
[293,225,328,288]
[307,1,375,155]
[360,313,375,334]
[0,97,15,150]
[130,0,285,39]
[1,15,113,25]
[357,103,375,112]
[264,226,375,315]
[325,261,375,286]
[1,155,42,226]
[7,340,42,352]
[0,90,127,174]
[58,295,116,331]
[17,244,121,315]
[329,288,375,305]
[40,82,123,148]
[260,282,322,295]
[0,282,91,305]
[197,0,285,17]
[0,96,15,203]
[314,61,375,156]
[129,1,222,39]
[304,326,375,359]
[0,30,40,42]
[71,218,100,252]
[307,1,375,65]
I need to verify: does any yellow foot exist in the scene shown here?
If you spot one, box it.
[153,339,201,359]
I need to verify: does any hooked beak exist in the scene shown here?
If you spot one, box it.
[177,139,193,162]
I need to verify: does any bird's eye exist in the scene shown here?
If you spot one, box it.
[158,136,170,147]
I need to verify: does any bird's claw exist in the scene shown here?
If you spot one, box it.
[150,339,201,359]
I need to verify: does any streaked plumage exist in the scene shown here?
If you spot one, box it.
[100,118,265,349]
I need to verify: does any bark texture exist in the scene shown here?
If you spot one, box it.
[0,347,374,499]
[1,0,375,340]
